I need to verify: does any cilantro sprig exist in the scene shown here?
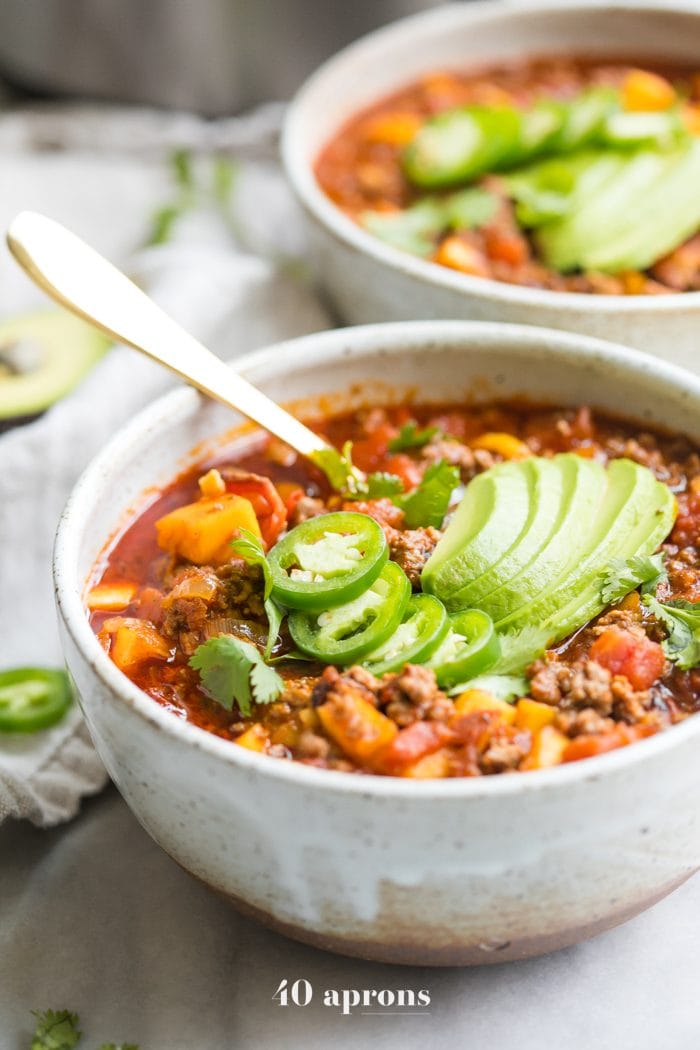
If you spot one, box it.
[311,441,457,528]
[600,553,668,605]
[311,441,403,500]
[29,1010,137,1050]
[230,528,283,657]
[643,595,700,670]
[31,1011,81,1050]
[395,460,459,529]
[388,421,441,452]
[189,635,283,716]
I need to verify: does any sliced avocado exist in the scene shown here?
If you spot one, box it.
[551,87,619,154]
[584,140,700,272]
[422,452,675,677]
[444,456,564,610]
[480,455,607,622]
[422,461,531,601]
[492,460,675,673]
[536,149,676,272]
[497,458,675,636]
[0,310,108,422]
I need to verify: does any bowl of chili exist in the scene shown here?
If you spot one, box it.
[282,0,700,369]
[54,320,700,965]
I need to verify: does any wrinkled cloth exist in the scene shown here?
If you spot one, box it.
[0,103,329,825]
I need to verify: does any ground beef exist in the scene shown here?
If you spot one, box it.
[528,656,614,713]
[296,728,331,759]
[216,561,266,620]
[420,437,496,481]
[527,655,657,725]
[387,526,442,587]
[592,602,644,635]
[651,234,700,291]
[310,664,380,710]
[162,597,210,637]
[280,676,316,708]
[480,730,532,774]
[377,664,453,726]
[288,495,326,527]
[555,707,616,737]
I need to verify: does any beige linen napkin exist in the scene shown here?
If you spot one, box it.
[0,103,329,825]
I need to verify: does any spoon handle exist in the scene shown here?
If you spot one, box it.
[6,211,330,457]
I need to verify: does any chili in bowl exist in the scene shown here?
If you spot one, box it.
[282,0,700,366]
[55,321,700,964]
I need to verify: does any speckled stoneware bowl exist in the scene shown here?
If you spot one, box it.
[55,321,700,965]
[282,0,700,371]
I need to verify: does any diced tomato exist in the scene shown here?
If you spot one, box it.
[671,490,700,549]
[375,720,454,774]
[484,228,529,267]
[381,453,423,490]
[563,723,657,763]
[351,422,399,472]
[224,470,287,547]
[451,710,502,748]
[589,627,666,690]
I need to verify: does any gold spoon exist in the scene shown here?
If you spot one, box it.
[6,210,335,463]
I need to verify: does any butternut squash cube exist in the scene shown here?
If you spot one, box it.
[318,695,397,764]
[109,620,170,674]
[521,725,569,771]
[235,724,269,752]
[515,698,556,733]
[402,748,451,779]
[622,69,675,112]
[155,494,260,565]
[453,689,516,724]
[471,432,531,460]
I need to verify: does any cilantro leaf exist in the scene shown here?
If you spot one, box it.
[310,441,357,492]
[343,471,405,501]
[490,624,551,675]
[189,635,283,716]
[388,422,440,452]
[30,1010,81,1050]
[230,528,283,657]
[643,596,700,670]
[600,553,667,605]
[448,673,529,701]
[395,460,459,528]
[311,441,404,501]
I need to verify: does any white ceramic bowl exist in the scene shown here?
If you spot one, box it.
[282,0,700,371]
[55,321,700,965]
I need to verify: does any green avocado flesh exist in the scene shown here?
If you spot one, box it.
[0,310,108,421]
[422,454,676,673]
[536,141,700,273]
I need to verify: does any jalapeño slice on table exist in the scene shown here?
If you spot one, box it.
[362,593,449,676]
[288,561,411,665]
[0,668,72,732]
[425,609,500,688]
[268,511,388,611]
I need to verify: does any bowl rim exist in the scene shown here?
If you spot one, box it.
[281,0,700,315]
[54,320,700,800]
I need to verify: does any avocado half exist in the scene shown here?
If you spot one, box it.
[0,310,109,426]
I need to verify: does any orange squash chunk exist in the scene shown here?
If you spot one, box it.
[155,494,260,565]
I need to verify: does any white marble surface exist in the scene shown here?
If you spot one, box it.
[1,787,699,1049]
